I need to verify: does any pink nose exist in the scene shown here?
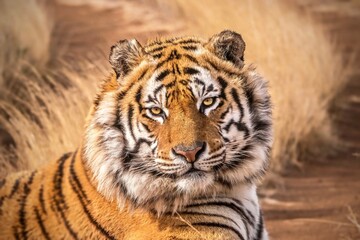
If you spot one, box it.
[173,142,205,163]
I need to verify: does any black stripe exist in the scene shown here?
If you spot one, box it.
[147,45,166,54]
[114,92,126,131]
[18,171,37,240]
[127,104,136,142]
[135,86,142,103]
[165,81,176,89]
[243,82,254,110]
[194,78,205,86]
[187,201,254,227]
[218,77,228,100]
[227,198,255,222]
[180,222,245,240]
[178,211,241,229]
[206,84,214,92]
[230,88,244,120]
[52,153,78,239]
[177,39,201,45]
[153,53,163,59]
[183,54,199,64]
[254,211,264,240]
[219,106,231,121]
[154,85,165,96]
[131,138,152,153]
[156,70,170,81]
[0,177,21,209]
[69,153,89,205]
[68,153,117,240]
[39,185,47,214]
[155,60,167,70]
[181,45,198,51]
[34,207,51,240]
[140,123,150,133]
[205,59,238,76]
[183,67,200,75]
[135,86,143,113]
[224,144,254,170]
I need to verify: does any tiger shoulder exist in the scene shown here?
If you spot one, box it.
[0,30,272,240]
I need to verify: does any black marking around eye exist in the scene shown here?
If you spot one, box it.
[156,70,170,81]
[183,67,200,75]
[141,113,157,122]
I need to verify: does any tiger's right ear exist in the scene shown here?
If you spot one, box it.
[109,39,144,79]
[205,30,246,69]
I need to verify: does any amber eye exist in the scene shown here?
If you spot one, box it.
[150,107,163,115]
[202,97,215,107]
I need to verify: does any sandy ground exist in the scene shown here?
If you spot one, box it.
[262,2,360,239]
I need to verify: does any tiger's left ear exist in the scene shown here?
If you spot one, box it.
[205,30,246,68]
[109,39,144,79]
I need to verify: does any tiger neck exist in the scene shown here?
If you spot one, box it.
[70,148,127,207]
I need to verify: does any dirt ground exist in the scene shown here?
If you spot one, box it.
[262,1,360,239]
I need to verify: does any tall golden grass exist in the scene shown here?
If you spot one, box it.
[0,0,347,178]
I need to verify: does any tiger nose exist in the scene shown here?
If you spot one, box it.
[172,142,205,163]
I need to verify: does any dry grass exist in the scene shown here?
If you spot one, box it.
[0,0,348,177]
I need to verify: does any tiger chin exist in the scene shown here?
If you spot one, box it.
[0,30,272,240]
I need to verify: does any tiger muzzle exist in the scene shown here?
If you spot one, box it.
[172,141,205,163]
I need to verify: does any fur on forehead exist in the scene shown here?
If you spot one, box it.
[108,30,246,84]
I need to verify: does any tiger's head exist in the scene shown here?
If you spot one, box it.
[84,30,272,213]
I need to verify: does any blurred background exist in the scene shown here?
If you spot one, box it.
[0,0,359,239]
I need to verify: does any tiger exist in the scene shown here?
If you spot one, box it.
[0,30,272,240]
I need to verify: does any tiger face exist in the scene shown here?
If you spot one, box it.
[84,30,272,212]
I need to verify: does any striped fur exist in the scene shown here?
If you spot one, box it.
[0,31,272,239]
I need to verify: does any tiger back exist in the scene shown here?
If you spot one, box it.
[0,30,272,239]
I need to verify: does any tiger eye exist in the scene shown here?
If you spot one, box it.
[150,107,162,115]
[202,97,215,106]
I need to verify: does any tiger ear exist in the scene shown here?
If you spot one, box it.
[206,30,246,68]
[109,39,144,79]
